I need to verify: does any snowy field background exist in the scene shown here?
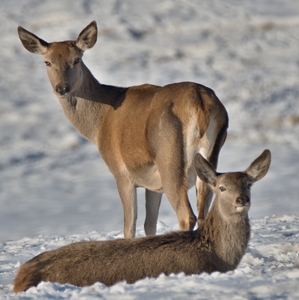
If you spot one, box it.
[0,0,299,298]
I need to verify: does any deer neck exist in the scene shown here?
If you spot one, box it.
[202,204,250,270]
[56,63,126,144]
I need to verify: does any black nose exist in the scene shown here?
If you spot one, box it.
[56,84,70,95]
[236,195,250,206]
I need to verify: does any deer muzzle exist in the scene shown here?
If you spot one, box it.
[56,84,70,96]
[235,195,250,212]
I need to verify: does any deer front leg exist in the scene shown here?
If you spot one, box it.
[144,190,162,236]
[116,178,137,239]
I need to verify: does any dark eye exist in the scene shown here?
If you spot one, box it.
[247,183,252,189]
[44,61,51,67]
[219,186,226,192]
[74,58,80,64]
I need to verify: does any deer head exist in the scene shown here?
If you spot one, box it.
[194,149,271,220]
[17,21,98,97]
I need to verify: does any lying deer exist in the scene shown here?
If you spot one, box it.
[17,21,228,238]
[13,149,271,293]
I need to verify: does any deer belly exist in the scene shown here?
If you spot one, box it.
[132,165,163,193]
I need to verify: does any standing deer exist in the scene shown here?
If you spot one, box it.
[17,21,228,238]
[13,150,271,293]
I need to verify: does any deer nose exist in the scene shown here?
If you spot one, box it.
[56,84,70,95]
[236,195,250,206]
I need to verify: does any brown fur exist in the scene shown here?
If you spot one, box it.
[13,150,271,293]
[17,21,228,238]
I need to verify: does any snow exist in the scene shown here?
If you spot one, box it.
[0,0,298,298]
[1,217,299,299]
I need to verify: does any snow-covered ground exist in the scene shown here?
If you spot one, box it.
[1,216,299,299]
[0,0,298,298]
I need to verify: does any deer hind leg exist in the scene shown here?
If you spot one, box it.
[116,177,137,238]
[157,157,196,231]
[151,104,196,231]
[197,178,213,222]
[150,148,196,231]
[164,185,197,231]
[144,189,162,236]
[197,124,227,223]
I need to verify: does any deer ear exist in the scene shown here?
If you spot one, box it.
[17,26,48,54]
[245,149,271,181]
[193,153,217,187]
[76,21,98,51]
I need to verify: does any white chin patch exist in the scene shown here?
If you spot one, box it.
[235,206,248,213]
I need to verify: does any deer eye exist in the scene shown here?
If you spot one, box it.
[247,183,252,189]
[219,186,226,192]
[74,58,80,64]
[44,61,51,67]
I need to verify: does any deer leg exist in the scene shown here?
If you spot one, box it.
[196,178,213,223]
[197,123,227,224]
[150,106,196,231]
[157,159,196,230]
[116,179,137,239]
[154,156,196,230]
[144,189,162,236]
[164,186,197,231]
[154,153,196,231]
